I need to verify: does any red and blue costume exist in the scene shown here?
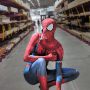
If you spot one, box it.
[23,18,79,90]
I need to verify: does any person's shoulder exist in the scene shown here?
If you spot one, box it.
[55,39,61,44]
[55,39,63,47]
[32,32,41,38]
[31,33,41,41]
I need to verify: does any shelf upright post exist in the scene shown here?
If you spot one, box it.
[8,24,12,37]
[71,9,74,17]
[63,11,67,22]
[14,23,16,33]
[8,6,11,13]
[75,7,80,17]
[2,25,6,41]
[75,6,84,38]
[81,4,86,17]
[68,9,73,29]
[71,9,75,29]
[75,7,81,27]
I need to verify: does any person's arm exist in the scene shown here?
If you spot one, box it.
[35,53,57,61]
[24,33,39,62]
[24,33,57,62]
[56,43,64,62]
[24,50,57,62]
[55,43,64,90]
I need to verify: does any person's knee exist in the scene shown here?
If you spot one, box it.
[37,58,47,76]
[37,58,46,66]
[24,73,38,85]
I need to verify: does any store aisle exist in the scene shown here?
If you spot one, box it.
[55,28,90,90]
[0,27,90,90]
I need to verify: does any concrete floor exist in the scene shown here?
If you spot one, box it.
[0,27,90,90]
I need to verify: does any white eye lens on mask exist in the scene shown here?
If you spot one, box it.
[41,25,43,30]
[47,24,53,31]
[41,25,43,32]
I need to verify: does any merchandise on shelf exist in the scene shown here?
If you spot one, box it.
[0,5,8,11]
[0,0,32,41]
[10,7,18,13]
[55,0,90,43]
[0,15,10,23]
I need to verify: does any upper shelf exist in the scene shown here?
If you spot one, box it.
[0,0,30,11]
[55,0,90,12]
[67,0,90,10]
[55,0,63,8]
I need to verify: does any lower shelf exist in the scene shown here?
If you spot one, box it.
[59,24,90,45]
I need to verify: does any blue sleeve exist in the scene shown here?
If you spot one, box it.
[56,61,62,83]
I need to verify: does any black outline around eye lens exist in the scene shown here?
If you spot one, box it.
[47,24,53,31]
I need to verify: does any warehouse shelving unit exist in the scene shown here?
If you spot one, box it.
[55,0,90,44]
[0,0,34,61]
[0,0,32,41]
[0,0,29,11]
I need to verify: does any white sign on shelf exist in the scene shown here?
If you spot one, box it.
[11,7,18,13]
[0,5,8,11]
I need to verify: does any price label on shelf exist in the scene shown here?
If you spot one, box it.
[0,5,8,11]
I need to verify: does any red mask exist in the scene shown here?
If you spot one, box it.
[41,18,56,40]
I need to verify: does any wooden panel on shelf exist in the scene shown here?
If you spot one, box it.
[82,32,90,42]
[67,0,90,10]
[0,0,31,41]
[13,13,27,17]
[0,0,29,11]
[0,19,30,26]
[65,11,90,17]
[0,22,30,40]
[55,0,64,9]
[0,46,7,58]
[80,12,90,16]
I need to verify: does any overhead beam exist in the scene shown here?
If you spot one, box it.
[36,0,40,7]
[28,0,35,7]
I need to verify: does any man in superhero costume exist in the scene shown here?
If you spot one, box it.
[24,18,64,90]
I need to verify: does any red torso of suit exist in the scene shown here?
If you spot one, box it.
[35,33,64,61]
